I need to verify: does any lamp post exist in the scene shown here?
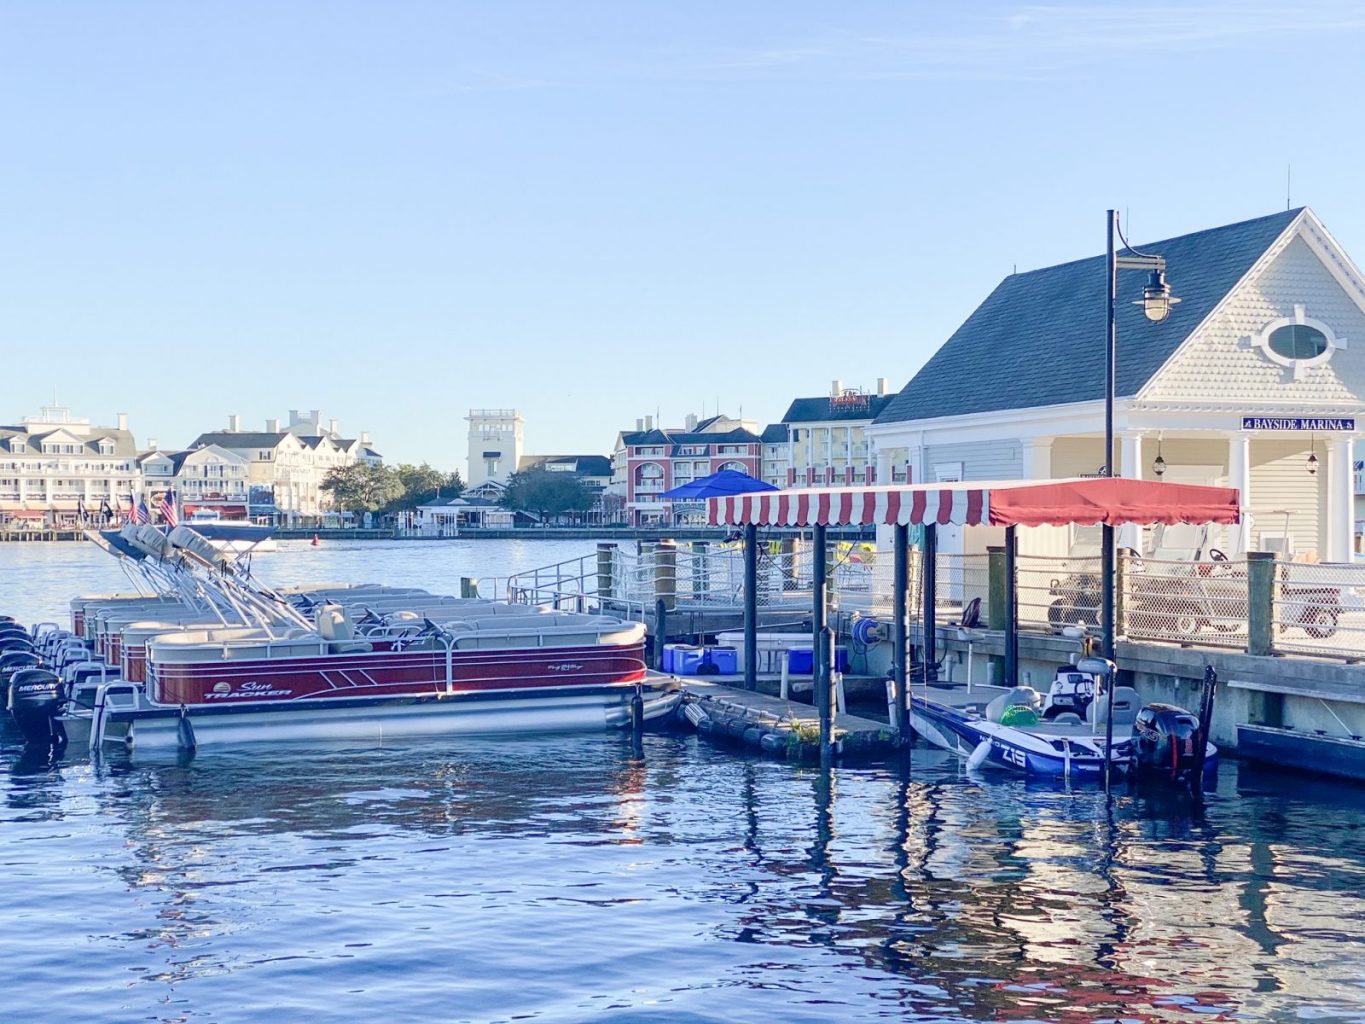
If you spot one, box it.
[1103,210,1179,661]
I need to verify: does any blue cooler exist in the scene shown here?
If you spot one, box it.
[701,645,738,674]
[672,645,707,676]
[787,646,849,673]
[662,643,697,674]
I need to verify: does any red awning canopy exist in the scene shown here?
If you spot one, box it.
[708,477,1240,528]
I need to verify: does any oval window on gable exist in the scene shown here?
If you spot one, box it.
[1267,323,1328,360]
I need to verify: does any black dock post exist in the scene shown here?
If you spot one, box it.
[892,523,909,737]
[630,684,645,757]
[743,523,758,691]
[655,597,668,671]
[922,524,938,685]
[812,523,831,765]
[1004,525,1018,687]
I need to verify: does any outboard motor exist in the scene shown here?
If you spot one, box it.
[1,651,43,700]
[0,636,35,656]
[1132,703,1203,780]
[8,668,67,747]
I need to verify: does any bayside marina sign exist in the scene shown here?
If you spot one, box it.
[1241,417,1356,431]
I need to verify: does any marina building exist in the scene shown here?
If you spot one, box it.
[867,207,1365,561]
[612,413,762,525]
[0,407,140,527]
[758,380,897,488]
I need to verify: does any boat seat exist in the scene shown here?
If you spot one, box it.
[328,641,373,654]
[315,604,356,642]
[1087,686,1142,726]
[985,686,1042,723]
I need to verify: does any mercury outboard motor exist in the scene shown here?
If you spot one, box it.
[0,636,35,657]
[1,651,43,700]
[1132,703,1203,780]
[8,668,67,747]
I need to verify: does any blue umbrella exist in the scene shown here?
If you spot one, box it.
[661,469,778,500]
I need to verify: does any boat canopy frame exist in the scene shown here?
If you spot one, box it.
[707,477,1242,762]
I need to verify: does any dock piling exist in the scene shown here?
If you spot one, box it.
[743,524,758,691]
[654,598,668,671]
[812,523,832,765]
[923,524,938,684]
[892,523,909,737]
[1004,525,1019,687]
[630,684,645,756]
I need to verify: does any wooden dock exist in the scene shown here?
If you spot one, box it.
[674,675,899,761]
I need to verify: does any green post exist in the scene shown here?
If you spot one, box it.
[1247,551,1276,657]
[987,546,1006,632]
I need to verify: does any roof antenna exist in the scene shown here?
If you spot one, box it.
[1286,163,1292,210]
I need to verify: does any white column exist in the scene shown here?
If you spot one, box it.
[1229,433,1252,553]
[1020,436,1053,479]
[1119,433,1143,480]
[1329,437,1354,562]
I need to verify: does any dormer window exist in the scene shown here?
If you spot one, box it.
[1251,305,1347,380]
[11,441,24,454]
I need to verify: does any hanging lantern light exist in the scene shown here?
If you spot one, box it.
[1152,433,1166,477]
[1308,432,1319,475]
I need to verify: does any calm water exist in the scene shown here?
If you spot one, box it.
[3,540,1365,1023]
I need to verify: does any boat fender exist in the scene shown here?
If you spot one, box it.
[177,710,198,753]
[9,669,67,748]
[682,703,709,729]
[742,725,765,748]
[966,738,993,772]
[759,731,787,756]
[725,717,750,741]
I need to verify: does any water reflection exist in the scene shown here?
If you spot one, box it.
[5,724,1365,1022]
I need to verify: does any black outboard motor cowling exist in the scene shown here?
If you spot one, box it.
[1133,702,1203,780]
[8,668,67,747]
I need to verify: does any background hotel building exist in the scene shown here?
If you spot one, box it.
[0,407,140,526]
[759,380,895,488]
[868,208,1365,562]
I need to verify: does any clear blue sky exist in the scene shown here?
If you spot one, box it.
[4,2,1364,468]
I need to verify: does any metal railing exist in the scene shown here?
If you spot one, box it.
[492,541,1365,663]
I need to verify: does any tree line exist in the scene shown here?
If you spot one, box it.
[321,462,602,522]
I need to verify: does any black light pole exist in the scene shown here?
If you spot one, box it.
[1103,211,1118,662]
[1102,209,1180,662]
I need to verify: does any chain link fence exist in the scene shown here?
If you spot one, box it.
[1120,555,1248,649]
[1271,561,1365,659]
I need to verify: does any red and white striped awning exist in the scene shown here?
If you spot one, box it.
[708,477,1241,528]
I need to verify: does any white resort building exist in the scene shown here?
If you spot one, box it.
[867,208,1365,562]
[760,380,896,488]
[0,407,140,527]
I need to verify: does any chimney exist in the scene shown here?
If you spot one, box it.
[876,377,889,397]
[831,379,843,396]
[645,415,654,430]
[288,409,300,426]
[117,412,128,432]
[360,431,371,445]
[328,418,339,436]
[636,418,644,431]
[311,409,321,425]
[266,418,280,433]
[147,438,158,451]
[229,413,241,432]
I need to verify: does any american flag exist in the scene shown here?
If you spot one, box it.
[159,488,178,526]
[100,497,113,524]
[128,492,139,525]
[137,497,151,525]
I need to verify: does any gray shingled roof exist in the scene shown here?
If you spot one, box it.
[760,423,789,443]
[781,394,895,423]
[875,208,1304,425]
[191,431,289,449]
